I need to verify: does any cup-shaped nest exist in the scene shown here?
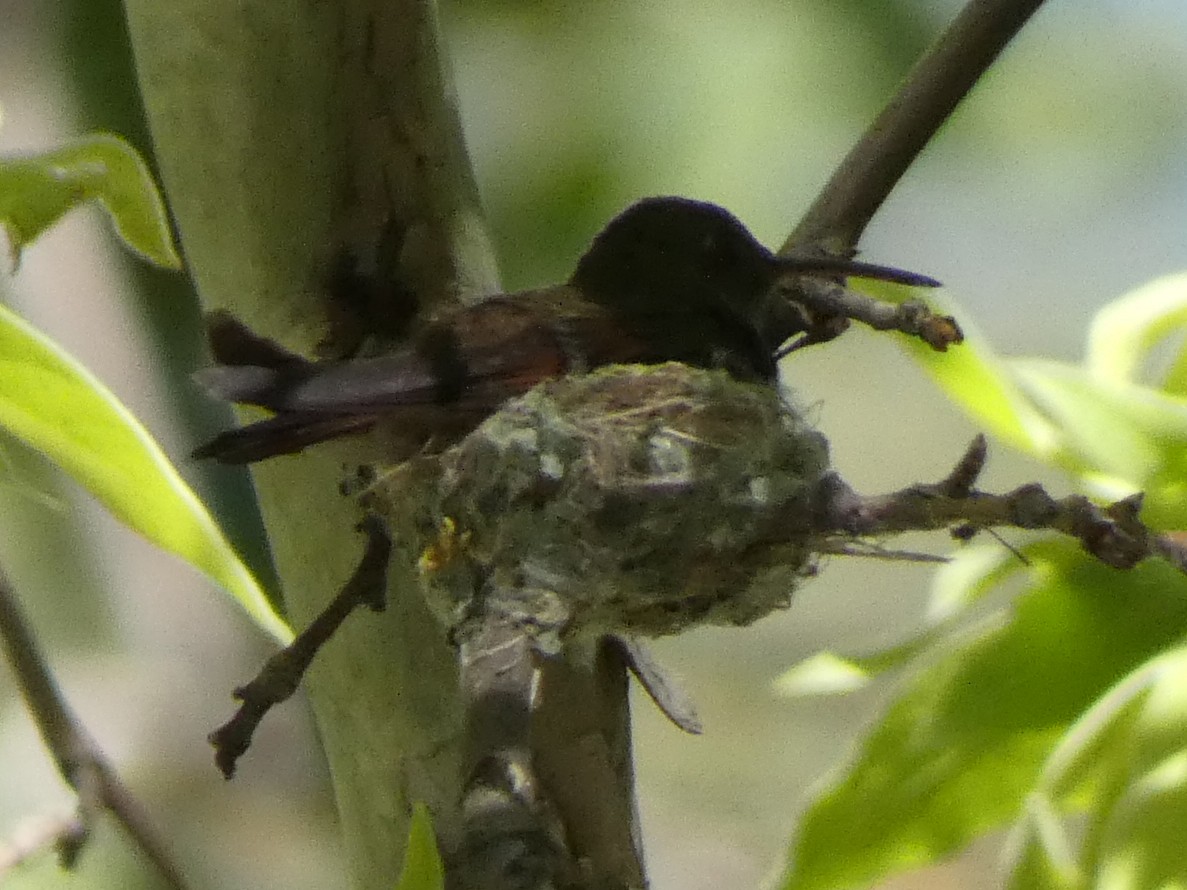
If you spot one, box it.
[371,363,832,646]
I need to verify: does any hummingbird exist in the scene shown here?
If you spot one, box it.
[194,196,939,463]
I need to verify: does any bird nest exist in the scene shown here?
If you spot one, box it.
[369,363,832,647]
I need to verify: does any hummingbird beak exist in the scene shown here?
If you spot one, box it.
[767,253,960,360]
[773,255,941,289]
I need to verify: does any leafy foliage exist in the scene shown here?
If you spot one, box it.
[393,804,445,890]
[0,135,289,643]
[779,278,1187,890]
[0,132,180,269]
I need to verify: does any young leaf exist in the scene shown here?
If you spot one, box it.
[856,282,1057,456]
[1018,648,1187,889]
[1001,795,1081,890]
[1010,360,1187,526]
[775,544,1022,698]
[394,803,445,890]
[1094,750,1187,890]
[0,302,290,643]
[774,612,1007,699]
[0,132,180,269]
[1086,273,1187,389]
[780,544,1187,890]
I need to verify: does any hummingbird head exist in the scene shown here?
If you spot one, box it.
[568,197,804,380]
[569,196,779,320]
[568,196,941,380]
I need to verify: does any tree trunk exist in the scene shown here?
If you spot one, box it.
[122,2,643,887]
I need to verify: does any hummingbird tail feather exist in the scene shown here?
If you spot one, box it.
[192,365,292,406]
[192,413,378,463]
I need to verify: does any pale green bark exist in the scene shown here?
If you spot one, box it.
[122,1,494,885]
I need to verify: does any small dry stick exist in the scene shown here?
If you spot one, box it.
[209,516,391,778]
[0,565,188,888]
[823,435,1187,573]
[776,287,964,357]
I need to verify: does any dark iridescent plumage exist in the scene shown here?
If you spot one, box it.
[194,197,938,463]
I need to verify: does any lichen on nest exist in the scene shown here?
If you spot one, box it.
[367,363,833,647]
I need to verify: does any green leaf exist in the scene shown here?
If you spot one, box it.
[1001,794,1081,890]
[891,291,1057,457]
[783,678,1061,890]
[775,544,1023,698]
[774,614,1006,699]
[0,132,180,268]
[774,651,876,697]
[1024,648,1187,889]
[0,302,290,643]
[1036,660,1158,805]
[1096,750,1187,890]
[779,543,1187,890]
[997,661,1156,890]
[1010,360,1187,524]
[927,540,1027,623]
[1086,273,1187,391]
[394,803,445,890]
[893,280,1187,510]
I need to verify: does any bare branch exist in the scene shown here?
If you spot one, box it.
[776,284,964,358]
[819,439,1182,573]
[787,0,1050,252]
[209,517,391,778]
[0,566,188,888]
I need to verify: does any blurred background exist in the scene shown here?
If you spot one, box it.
[2,0,1186,887]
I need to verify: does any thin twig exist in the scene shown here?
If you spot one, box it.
[209,516,392,778]
[0,565,188,888]
[817,437,1187,574]
[814,542,951,564]
[931,433,989,498]
[775,285,964,358]
[786,0,1050,252]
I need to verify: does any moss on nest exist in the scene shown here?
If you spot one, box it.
[368,363,831,647]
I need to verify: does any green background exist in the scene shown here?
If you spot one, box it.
[2,1,1186,887]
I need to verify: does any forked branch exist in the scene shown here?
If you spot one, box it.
[0,566,187,888]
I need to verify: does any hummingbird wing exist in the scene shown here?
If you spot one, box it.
[191,411,382,463]
[193,291,647,463]
[205,310,311,369]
